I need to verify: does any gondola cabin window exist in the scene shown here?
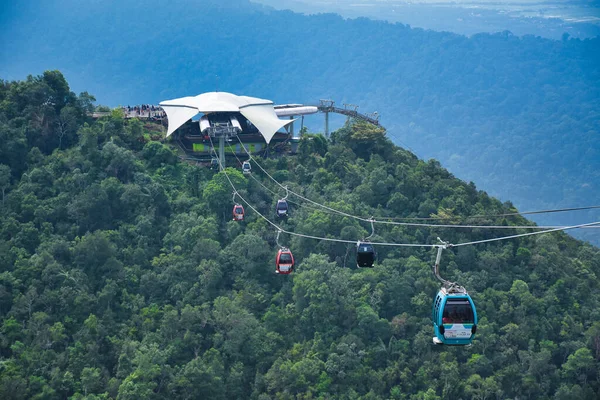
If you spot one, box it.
[279,253,292,263]
[442,299,474,324]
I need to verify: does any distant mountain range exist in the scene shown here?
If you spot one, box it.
[1,0,598,244]
[253,0,600,39]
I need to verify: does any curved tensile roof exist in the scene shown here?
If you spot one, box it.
[159,92,294,144]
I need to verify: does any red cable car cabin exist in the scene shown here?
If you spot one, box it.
[232,205,245,221]
[276,248,295,274]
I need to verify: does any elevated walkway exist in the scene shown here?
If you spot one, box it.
[90,99,383,140]
[316,102,380,126]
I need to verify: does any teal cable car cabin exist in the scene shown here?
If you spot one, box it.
[432,287,477,346]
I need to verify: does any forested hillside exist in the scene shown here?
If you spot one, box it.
[1,0,598,244]
[1,72,599,399]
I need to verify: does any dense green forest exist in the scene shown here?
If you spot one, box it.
[1,72,599,399]
[2,0,599,244]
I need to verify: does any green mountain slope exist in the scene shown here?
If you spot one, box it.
[1,72,599,399]
[2,0,599,244]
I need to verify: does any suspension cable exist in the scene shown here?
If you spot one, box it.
[369,220,600,229]
[237,135,381,223]
[227,142,307,209]
[484,205,600,218]
[376,204,600,221]
[235,135,600,230]
[211,137,600,249]
[233,142,599,232]
[451,221,600,247]
[434,222,600,291]
[210,136,438,248]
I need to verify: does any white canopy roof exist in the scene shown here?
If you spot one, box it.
[159,92,294,144]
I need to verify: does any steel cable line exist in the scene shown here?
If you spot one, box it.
[249,173,279,196]
[211,138,600,249]
[235,135,600,231]
[227,142,280,198]
[374,204,600,221]
[236,135,375,222]
[381,126,420,159]
[247,167,369,219]
[229,141,376,216]
[241,150,599,230]
[226,142,310,210]
[479,205,600,218]
[451,221,600,247]
[210,136,438,248]
[367,219,600,229]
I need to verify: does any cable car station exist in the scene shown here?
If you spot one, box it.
[91,93,381,168]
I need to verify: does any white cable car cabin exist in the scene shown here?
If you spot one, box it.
[276,199,289,218]
[242,161,252,174]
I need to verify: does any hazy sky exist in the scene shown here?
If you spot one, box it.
[277,0,596,4]
[253,0,600,38]
[254,0,600,16]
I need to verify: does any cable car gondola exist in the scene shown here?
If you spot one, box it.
[275,248,294,274]
[431,241,477,345]
[356,241,376,268]
[242,161,251,175]
[276,199,289,218]
[432,287,478,345]
[232,204,245,221]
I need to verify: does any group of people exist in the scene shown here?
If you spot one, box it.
[122,105,166,120]
[442,306,474,324]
